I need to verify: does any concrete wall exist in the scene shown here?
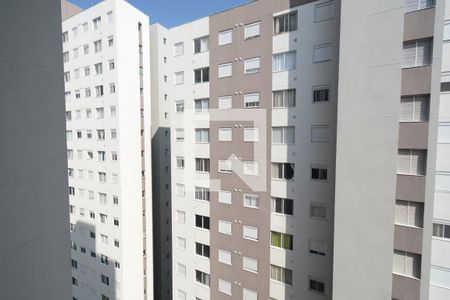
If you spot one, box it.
[333,0,404,299]
[0,0,72,299]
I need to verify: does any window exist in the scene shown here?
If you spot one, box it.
[95,85,104,97]
[113,196,119,205]
[175,100,184,113]
[219,279,232,295]
[445,21,450,41]
[65,111,72,121]
[176,156,185,169]
[196,270,210,286]
[74,68,80,79]
[271,197,294,215]
[82,22,88,33]
[96,107,104,119]
[194,36,209,53]
[219,95,232,109]
[100,254,109,265]
[271,265,293,285]
[243,225,258,241]
[110,106,116,117]
[75,89,81,99]
[218,63,232,78]
[273,89,296,107]
[64,72,70,82]
[93,17,101,30]
[195,215,210,230]
[433,223,450,239]
[309,239,327,256]
[244,93,260,108]
[397,149,427,175]
[218,249,232,265]
[195,128,209,143]
[109,83,116,94]
[313,44,333,63]
[176,211,186,224]
[177,290,186,300]
[109,59,115,70]
[219,128,232,141]
[402,39,432,68]
[219,29,232,45]
[65,92,71,102]
[101,274,109,286]
[174,71,184,85]
[219,190,232,204]
[311,166,328,181]
[271,231,293,250]
[310,203,327,219]
[245,22,261,39]
[219,160,232,173]
[98,172,106,183]
[175,129,184,141]
[243,161,259,176]
[311,125,330,143]
[274,11,298,34]
[313,86,331,103]
[393,250,421,278]
[176,184,185,196]
[108,35,114,46]
[98,151,106,161]
[73,48,79,59]
[273,51,296,72]
[400,95,429,122]
[315,1,334,22]
[395,200,424,227]
[66,130,72,141]
[243,289,258,300]
[195,242,210,258]
[244,127,259,142]
[62,31,69,43]
[194,187,210,201]
[218,220,232,235]
[405,0,435,13]
[309,278,325,295]
[244,57,261,74]
[63,52,69,63]
[272,163,295,180]
[84,66,90,77]
[243,257,258,273]
[94,40,102,52]
[273,126,295,144]
[194,98,209,112]
[244,194,259,208]
[194,67,209,83]
[177,263,186,277]
[177,236,186,249]
[174,42,184,56]
[72,277,78,287]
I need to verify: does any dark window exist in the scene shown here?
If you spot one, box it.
[194,67,209,83]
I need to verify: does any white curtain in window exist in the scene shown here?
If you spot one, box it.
[219,63,232,78]
[219,128,232,141]
[436,172,450,191]
[395,200,409,225]
[243,288,258,300]
[218,220,232,234]
[243,257,258,272]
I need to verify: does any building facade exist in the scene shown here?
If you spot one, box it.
[430,0,450,299]
[0,0,72,299]
[62,0,153,299]
[166,1,339,299]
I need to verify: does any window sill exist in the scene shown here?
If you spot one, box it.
[404,7,435,14]
[392,272,420,281]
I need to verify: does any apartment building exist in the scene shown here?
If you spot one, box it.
[61,1,153,299]
[430,1,450,299]
[160,0,450,300]
[0,0,71,298]
[164,0,339,299]
[150,23,173,300]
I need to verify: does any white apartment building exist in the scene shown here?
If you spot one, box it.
[62,0,153,299]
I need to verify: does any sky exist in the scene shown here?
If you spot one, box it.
[69,0,250,27]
